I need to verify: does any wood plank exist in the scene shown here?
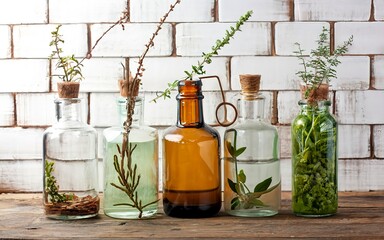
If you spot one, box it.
[0,192,384,239]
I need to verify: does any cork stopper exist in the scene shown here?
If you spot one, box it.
[240,74,261,100]
[118,71,139,97]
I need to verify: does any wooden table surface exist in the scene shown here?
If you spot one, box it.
[1,192,383,239]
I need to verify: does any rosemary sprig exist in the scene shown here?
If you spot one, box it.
[294,26,353,99]
[151,10,253,103]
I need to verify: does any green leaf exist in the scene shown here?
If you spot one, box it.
[254,177,272,193]
[230,197,240,210]
[234,146,246,157]
[226,141,235,156]
[238,169,246,183]
[227,178,238,194]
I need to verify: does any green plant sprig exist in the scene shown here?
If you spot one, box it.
[151,10,253,103]
[294,26,353,99]
[44,160,74,203]
[226,129,279,210]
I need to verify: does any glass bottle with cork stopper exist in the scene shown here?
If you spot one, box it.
[162,79,221,218]
[223,74,281,217]
[102,77,159,219]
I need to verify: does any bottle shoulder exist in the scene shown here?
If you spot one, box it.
[230,120,277,132]
[163,124,220,141]
[103,125,158,143]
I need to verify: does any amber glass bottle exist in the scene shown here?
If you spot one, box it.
[162,79,221,218]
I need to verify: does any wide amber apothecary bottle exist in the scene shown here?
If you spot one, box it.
[223,75,281,217]
[162,79,221,218]
[43,98,99,220]
[103,96,158,219]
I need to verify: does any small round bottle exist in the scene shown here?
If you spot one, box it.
[223,74,281,217]
[162,79,221,218]
[43,98,99,220]
[103,95,159,219]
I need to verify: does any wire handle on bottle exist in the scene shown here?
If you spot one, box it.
[199,75,238,127]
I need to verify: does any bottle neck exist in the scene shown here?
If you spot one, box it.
[176,80,204,127]
[117,96,143,127]
[238,93,265,121]
[299,100,331,113]
[55,98,83,122]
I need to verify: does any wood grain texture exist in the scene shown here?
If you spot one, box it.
[0,192,383,239]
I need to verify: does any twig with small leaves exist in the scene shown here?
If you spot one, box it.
[151,10,253,103]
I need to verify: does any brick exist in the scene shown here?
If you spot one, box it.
[0,26,11,58]
[49,0,127,23]
[231,57,301,91]
[336,91,384,124]
[130,0,214,22]
[339,125,371,158]
[0,59,49,92]
[295,0,371,21]
[52,58,126,92]
[90,93,121,127]
[90,23,172,57]
[14,24,87,58]
[373,56,384,89]
[331,57,370,90]
[0,94,14,126]
[129,57,229,92]
[339,159,384,191]
[143,92,178,126]
[374,125,384,158]
[277,91,301,124]
[374,0,384,20]
[219,0,290,22]
[275,22,329,56]
[0,0,47,24]
[176,22,271,56]
[277,126,291,159]
[16,93,88,126]
[0,128,44,159]
[335,22,384,55]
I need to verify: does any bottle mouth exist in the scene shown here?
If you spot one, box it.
[177,79,203,99]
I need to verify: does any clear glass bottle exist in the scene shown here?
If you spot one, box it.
[291,100,338,217]
[43,98,99,220]
[103,96,158,219]
[162,79,221,218]
[224,75,281,217]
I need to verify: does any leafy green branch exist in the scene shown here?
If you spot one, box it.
[226,129,278,210]
[44,160,74,203]
[111,144,159,219]
[151,10,253,103]
[294,26,353,99]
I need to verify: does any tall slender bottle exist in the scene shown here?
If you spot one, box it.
[162,79,221,218]
[103,91,159,219]
[224,75,281,217]
[43,98,99,220]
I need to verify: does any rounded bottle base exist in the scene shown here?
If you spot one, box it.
[46,213,98,220]
[294,212,336,218]
[104,209,157,219]
[226,209,278,218]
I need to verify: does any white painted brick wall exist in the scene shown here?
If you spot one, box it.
[176,22,271,56]
[52,58,126,92]
[131,0,214,22]
[231,57,301,90]
[336,91,384,124]
[0,59,49,92]
[49,0,127,23]
[277,126,291,159]
[0,26,11,58]
[13,24,88,58]
[295,0,371,21]
[335,22,384,55]
[0,0,47,24]
[129,57,229,91]
[373,56,384,89]
[0,128,44,159]
[219,0,290,22]
[374,0,384,20]
[339,125,371,158]
[373,125,384,158]
[331,57,370,90]
[0,94,14,126]
[90,23,172,57]
[275,22,329,56]
[90,93,121,127]
[143,92,178,126]
[277,91,301,124]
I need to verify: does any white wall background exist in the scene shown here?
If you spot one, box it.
[0,0,384,192]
